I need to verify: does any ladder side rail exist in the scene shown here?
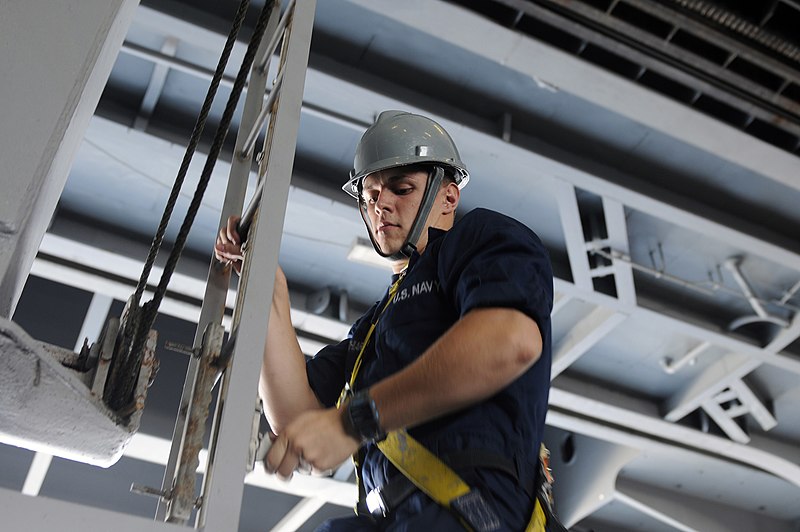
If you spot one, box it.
[154,2,283,523]
[199,0,317,530]
[194,7,286,529]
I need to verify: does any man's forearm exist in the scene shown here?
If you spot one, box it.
[259,277,322,433]
[369,307,542,433]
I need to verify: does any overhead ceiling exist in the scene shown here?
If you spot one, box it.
[6,0,800,530]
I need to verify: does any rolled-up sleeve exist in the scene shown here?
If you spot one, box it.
[438,209,553,333]
[305,337,350,408]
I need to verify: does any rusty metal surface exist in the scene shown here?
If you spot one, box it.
[91,316,119,397]
[127,329,158,429]
[166,322,224,524]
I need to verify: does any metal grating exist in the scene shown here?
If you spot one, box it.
[446,0,800,154]
[661,0,800,65]
[613,2,675,38]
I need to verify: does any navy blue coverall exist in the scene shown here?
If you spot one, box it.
[307,208,554,531]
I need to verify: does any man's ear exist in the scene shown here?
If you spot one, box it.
[441,182,460,215]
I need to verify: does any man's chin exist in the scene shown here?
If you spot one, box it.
[374,237,402,256]
[378,246,401,257]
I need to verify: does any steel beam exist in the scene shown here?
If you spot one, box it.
[613,490,694,532]
[551,291,571,317]
[551,375,800,486]
[661,308,800,426]
[531,0,800,123]
[663,354,760,422]
[615,477,795,532]
[73,293,114,352]
[34,232,352,340]
[661,340,711,374]
[553,181,593,291]
[620,0,800,87]
[601,197,636,305]
[130,4,800,271]
[0,487,186,532]
[270,498,327,532]
[0,0,138,317]
[767,312,800,353]
[551,306,627,377]
[547,432,639,527]
[729,380,777,431]
[134,37,178,131]
[632,303,800,375]
[702,393,751,443]
[343,0,800,193]
[548,409,800,530]
[20,453,53,497]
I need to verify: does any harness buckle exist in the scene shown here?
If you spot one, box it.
[364,474,419,517]
[451,490,501,532]
[337,382,353,408]
[365,487,388,517]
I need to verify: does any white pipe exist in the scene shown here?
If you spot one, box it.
[660,341,711,374]
[724,257,770,319]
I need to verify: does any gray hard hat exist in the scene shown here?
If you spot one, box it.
[342,110,470,198]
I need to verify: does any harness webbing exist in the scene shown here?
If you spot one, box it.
[378,431,471,505]
[344,272,405,398]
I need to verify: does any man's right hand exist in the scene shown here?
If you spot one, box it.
[214,215,244,274]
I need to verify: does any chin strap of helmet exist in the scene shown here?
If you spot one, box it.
[357,166,445,261]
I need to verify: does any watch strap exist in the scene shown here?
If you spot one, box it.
[343,389,386,443]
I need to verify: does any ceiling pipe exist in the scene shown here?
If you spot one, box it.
[779,279,800,305]
[119,41,370,132]
[660,340,711,374]
[587,246,799,316]
[724,256,790,330]
[724,257,771,319]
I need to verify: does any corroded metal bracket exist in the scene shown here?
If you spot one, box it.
[165,322,225,523]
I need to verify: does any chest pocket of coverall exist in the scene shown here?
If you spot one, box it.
[379,276,457,369]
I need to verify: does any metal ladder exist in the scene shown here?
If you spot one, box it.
[141,0,318,527]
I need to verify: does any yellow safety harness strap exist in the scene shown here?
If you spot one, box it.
[377,430,547,532]
[378,431,471,505]
[338,272,406,410]
[527,499,547,532]
[377,430,500,532]
[338,273,406,516]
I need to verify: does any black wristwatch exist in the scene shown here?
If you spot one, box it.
[342,389,386,444]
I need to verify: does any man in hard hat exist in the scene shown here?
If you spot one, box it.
[215,110,553,531]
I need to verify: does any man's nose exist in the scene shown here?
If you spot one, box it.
[374,190,393,212]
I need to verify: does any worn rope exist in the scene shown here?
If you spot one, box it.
[104,0,252,410]
[107,0,278,411]
[132,0,251,305]
[148,1,277,316]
